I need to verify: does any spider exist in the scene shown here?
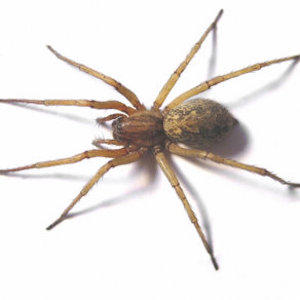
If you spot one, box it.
[0,9,299,270]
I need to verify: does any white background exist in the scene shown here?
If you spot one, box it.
[0,1,300,299]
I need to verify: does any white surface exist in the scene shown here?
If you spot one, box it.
[0,1,300,300]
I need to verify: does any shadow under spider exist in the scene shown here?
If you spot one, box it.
[4,102,94,126]
[207,17,218,80]
[205,122,249,157]
[3,172,90,181]
[66,151,158,220]
[179,154,300,201]
[227,59,299,109]
[166,153,215,250]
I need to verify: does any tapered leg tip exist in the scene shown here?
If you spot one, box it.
[46,224,55,230]
[46,45,57,56]
[211,256,219,271]
[46,217,64,230]
[287,182,300,188]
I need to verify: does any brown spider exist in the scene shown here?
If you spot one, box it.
[0,9,299,270]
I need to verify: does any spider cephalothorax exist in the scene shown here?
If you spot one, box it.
[1,9,299,270]
[112,111,165,147]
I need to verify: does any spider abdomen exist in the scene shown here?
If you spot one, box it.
[163,99,237,148]
[112,111,165,147]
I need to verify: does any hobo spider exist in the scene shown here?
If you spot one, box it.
[0,9,299,270]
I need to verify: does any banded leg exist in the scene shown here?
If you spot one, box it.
[166,141,300,187]
[0,99,136,115]
[46,149,145,230]
[0,148,128,174]
[166,54,300,110]
[47,46,144,110]
[153,146,218,270]
[153,9,223,110]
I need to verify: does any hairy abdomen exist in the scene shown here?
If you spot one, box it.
[163,99,237,148]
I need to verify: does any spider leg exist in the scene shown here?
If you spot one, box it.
[92,139,126,149]
[166,141,300,188]
[47,45,145,110]
[0,99,136,115]
[0,148,128,174]
[152,145,218,270]
[153,9,223,110]
[95,113,127,130]
[96,113,127,124]
[166,54,300,110]
[46,148,145,230]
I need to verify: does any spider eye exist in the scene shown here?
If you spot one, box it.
[112,116,125,129]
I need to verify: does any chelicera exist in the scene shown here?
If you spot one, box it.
[1,10,299,270]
